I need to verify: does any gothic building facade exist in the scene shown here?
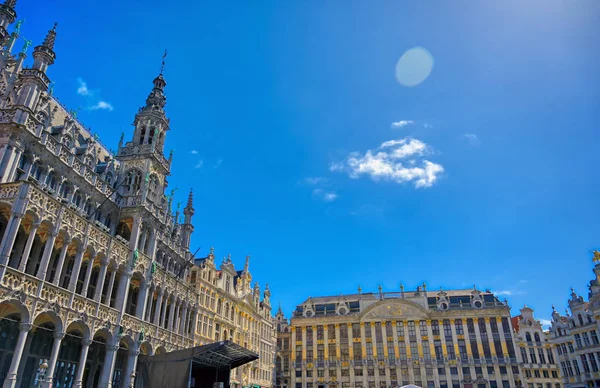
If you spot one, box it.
[279,285,522,388]
[0,1,222,386]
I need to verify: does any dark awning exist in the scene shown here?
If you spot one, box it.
[137,341,258,388]
[189,340,258,369]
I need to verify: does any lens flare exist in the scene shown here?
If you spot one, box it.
[395,47,434,87]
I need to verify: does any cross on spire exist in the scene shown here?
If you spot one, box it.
[160,49,168,74]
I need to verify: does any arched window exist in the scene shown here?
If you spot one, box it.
[73,191,83,207]
[124,170,142,195]
[105,172,113,184]
[525,332,532,342]
[139,127,146,144]
[534,333,541,343]
[46,173,57,190]
[30,162,43,181]
[578,314,584,326]
[148,128,155,145]
[148,175,159,200]
[59,183,72,200]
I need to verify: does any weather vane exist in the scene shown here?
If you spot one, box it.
[160,49,168,74]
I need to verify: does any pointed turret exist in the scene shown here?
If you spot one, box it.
[0,0,17,42]
[32,23,56,73]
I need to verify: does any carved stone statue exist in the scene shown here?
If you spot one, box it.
[592,250,600,263]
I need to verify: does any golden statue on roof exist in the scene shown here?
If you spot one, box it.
[592,250,600,263]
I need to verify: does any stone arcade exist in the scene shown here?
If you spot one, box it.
[0,1,206,386]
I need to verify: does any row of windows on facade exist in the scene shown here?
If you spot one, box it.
[554,313,595,337]
[519,346,556,365]
[286,364,521,377]
[555,330,600,354]
[295,318,513,342]
[523,369,560,379]
[293,377,518,388]
[559,352,600,377]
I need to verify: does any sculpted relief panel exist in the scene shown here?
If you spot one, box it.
[361,300,429,321]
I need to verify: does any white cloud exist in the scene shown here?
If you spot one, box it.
[90,101,113,111]
[312,188,338,202]
[391,120,414,129]
[77,78,90,96]
[190,150,198,155]
[304,177,328,185]
[214,159,223,168]
[493,290,513,296]
[194,160,204,169]
[463,133,480,146]
[331,137,443,188]
[423,123,433,129]
[539,319,552,327]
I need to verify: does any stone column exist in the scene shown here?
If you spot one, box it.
[68,246,87,291]
[73,339,93,388]
[129,216,143,251]
[51,237,71,285]
[2,322,32,388]
[144,287,155,322]
[147,229,158,261]
[104,268,117,306]
[167,298,177,330]
[0,213,23,265]
[189,310,198,338]
[94,258,109,302]
[174,302,182,332]
[114,269,133,314]
[122,343,140,388]
[180,305,188,336]
[81,256,96,296]
[160,295,169,328]
[153,290,164,325]
[17,221,40,271]
[138,230,147,255]
[98,341,120,388]
[36,230,58,281]
[135,280,150,318]
[41,331,65,388]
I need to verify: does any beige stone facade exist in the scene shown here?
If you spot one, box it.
[278,286,524,388]
[188,254,276,388]
[512,306,562,388]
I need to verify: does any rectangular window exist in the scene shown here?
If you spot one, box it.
[408,321,416,339]
[340,324,348,340]
[354,343,362,361]
[590,353,599,372]
[420,321,428,336]
[352,323,361,339]
[396,321,404,337]
[432,320,440,336]
[328,344,336,361]
[467,319,475,335]
[490,318,499,333]
[379,369,386,376]
[581,355,590,373]
[385,321,393,338]
[478,319,487,334]
[341,369,350,377]
[399,346,407,360]
[462,367,470,376]
[543,370,549,378]
[422,340,431,360]
[375,322,383,342]
[482,341,492,359]
[317,325,324,340]
[538,348,546,364]
[296,329,302,341]
[455,319,464,335]
[365,324,372,338]
[575,334,582,348]
[388,343,396,361]
[534,370,540,378]
[470,339,480,359]
[529,348,537,364]
[355,368,363,376]
[446,340,456,359]
[592,330,599,345]
[443,320,452,337]
[488,366,495,375]
[521,347,528,363]
[583,332,591,347]
[458,339,467,359]
[328,324,336,340]
[499,366,507,375]
[573,360,581,376]
[438,367,446,375]
[568,342,574,353]
[410,341,418,359]
[434,340,443,360]
[317,345,325,361]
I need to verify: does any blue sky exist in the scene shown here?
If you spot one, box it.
[20,0,600,324]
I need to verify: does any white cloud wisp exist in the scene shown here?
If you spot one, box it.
[77,78,90,96]
[391,120,414,129]
[90,101,114,111]
[331,138,443,188]
[312,188,338,202]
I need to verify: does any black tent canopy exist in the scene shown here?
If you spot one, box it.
[137,341,259,388]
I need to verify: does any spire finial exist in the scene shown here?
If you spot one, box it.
[42,22,57,50]
[187,188,193,206]
[160,49,168,74]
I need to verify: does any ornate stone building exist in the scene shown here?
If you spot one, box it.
[281,285,523,388]
[188,253,276,388]
[0,1,214,386]
[511,306,562,388]
[548,253,600,388]
[275,305,292,388]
